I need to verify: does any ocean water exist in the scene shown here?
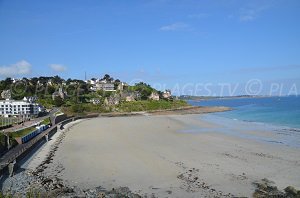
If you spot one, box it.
[187,96,300,147]
[188,96,300,129]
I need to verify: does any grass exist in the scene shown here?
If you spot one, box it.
[55,111,63,115]
[117,100,189,112]
[62,103,111,116]
[0,117,19,127]
[10,126,37,139]
[40,117,51,125]
[61,100,189,116]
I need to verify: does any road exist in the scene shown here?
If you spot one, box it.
[1,108,60,133]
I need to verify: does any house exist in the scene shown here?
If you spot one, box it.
[0,97,43,118]
[1,90,11,100]
[103,94,120,106]
[125,95,135,102]
[109,95,120,105]
[90,82,115,91]
[162,89,172,99]
[47,80,53,85]
[121,91,138,102]
[85,79,97,85]
[103,97,109,106]
[25,96,38,103]
[90,98,101,105]
[52,87,67,100]
[98,82,115,91]
[117,82,128,91]
[148,92,160,101]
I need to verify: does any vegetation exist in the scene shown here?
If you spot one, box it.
[53,96,64,107]
[0,133,6,152]
[61,103,111,116]
[128,82,154,100]
[37,98,54,109]
[10,126,36,139]
[40,117,51,125]
[0,117,18,127]
[0,75,189,116]
[54,111,63,115]
[118,100,188,112]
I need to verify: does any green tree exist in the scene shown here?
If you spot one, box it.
[133,82,154,100]
[53,96,64,107]
[71,104,85,113]
[52,75,63,84]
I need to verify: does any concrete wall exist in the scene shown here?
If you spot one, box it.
[53,114,68,125]
[0,113,100,172]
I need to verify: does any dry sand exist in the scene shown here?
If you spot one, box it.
[44,115,300,197]
[23,120,83,171]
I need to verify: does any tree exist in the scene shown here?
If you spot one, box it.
[52,75,63,84]
[52,96,64,107]
[71,104,85,113]
[30,77,39,85]
[66,78,72,85]
[2,78,12,90]
[133,82,154,100]
[101,74,114,82]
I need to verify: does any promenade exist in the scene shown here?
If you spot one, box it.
[0,116,74,173]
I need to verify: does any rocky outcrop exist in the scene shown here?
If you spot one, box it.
[253,178,300,198]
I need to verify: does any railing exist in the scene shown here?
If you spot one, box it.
[0,125,58,170]
[0,117,73,171]
[0,114,98,172]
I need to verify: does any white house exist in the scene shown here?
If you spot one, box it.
[0,97,43,118]
[90,82,115,91]
[162,90,172,99]
[90,98,101,105]
[148,92,160,101]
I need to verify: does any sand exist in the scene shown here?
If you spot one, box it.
[22,120,83,171]
[43,115,300,197]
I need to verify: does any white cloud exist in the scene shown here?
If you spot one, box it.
[49,64,67,72]
[240,9,257,21]
[239,6,268,22]
[160,22,189,31]
[0,60,32,77]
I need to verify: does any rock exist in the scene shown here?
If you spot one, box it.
[256,182,267,190]
[253,179,285,198]
[98,192,106,198]
[285,186,298,196]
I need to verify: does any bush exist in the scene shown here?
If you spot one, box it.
[52,97,64,107]
[71,104,85,113]
[118,100,188,112]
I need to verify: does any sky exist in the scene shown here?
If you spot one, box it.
[0,0,300,96]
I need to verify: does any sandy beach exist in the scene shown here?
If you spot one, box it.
[38,114,300,197]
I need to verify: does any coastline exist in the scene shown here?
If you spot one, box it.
[1,106,299,197]
[200,114,300,148]
[0,119,84,195]
[98,105,232,117]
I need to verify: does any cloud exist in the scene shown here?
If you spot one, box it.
[160,22,189,31]
[239,5,269,22]
[0,60,32,77]
[49,64,67,72]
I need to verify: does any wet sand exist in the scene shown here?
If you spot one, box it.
[44,115,300,197]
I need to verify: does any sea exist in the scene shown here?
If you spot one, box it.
[187,96,300,147]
